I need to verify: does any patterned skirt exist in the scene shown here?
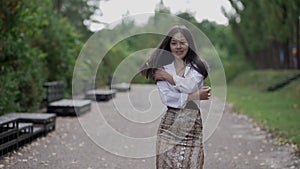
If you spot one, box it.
[156,108,204,169]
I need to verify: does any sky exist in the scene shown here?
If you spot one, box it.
[90,0,232,31]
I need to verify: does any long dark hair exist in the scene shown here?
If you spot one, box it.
[140,25,208,79]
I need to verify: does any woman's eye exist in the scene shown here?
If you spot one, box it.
[181,42,187,45]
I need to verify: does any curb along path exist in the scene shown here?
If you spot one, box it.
[0,84,299,169]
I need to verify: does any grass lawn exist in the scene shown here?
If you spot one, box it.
[226,69,300,146]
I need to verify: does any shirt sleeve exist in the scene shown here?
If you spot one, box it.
[173,70,203,94]
[156,80,188,108]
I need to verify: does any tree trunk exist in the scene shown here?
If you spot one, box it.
[56,0,62,14]
[297,11,300,69]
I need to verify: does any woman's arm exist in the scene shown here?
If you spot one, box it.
[157,81,188,108]
[187,86,211,101]
[153,68,202,94]
[153,69,175,84]
[157,81,211,108]
[172,73,203,93]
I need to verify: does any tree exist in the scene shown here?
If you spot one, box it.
[0,0,49,113]
[0,0,85,114]
[223,0,300,69]
[54,0,107,39]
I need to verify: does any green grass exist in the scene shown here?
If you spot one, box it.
[227,69,300,146]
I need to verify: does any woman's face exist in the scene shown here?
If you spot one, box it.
[170,32,189,60]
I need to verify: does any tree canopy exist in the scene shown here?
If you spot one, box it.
[223,0,300,69]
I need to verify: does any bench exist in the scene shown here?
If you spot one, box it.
[83,77,116,102]
[85,89,116,101]
[110,82,131,92]
[5,113,56,137]
[0,116,19,156]
[43,81,91,116]
[0,112,57,156]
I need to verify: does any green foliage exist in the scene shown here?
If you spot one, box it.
[59,0,104,40]
[0,0,84,114]
[198,20,250,81]
[97,32,163,86]
[0,72,20,114]
[0,0,48,114]
[36,16,82,93]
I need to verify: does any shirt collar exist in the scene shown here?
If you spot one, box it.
[164,62,191,76]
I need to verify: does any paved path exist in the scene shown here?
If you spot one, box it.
[0,84,299,169]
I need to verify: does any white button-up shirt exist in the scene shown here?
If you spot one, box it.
[156,62,204,109]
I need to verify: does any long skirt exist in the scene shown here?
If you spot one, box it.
[156,108,204,169]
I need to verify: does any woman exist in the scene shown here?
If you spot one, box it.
[140,25,211,169]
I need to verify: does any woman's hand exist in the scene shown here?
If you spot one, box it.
[188,86,211,101]
[153,69,165,81]
[199,86,211,100]
[153,69,175,85]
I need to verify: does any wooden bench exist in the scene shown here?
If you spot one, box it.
[83,77,116,102]
[0,112,57,156]
[0,116,19,156]
[43,81,91,116]
[5,113,56,137]
[110,82,131,92]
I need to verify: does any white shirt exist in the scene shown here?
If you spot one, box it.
[156,62,204,109]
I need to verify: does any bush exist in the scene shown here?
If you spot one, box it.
[0,0,83,114]
[0,0,48,114]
